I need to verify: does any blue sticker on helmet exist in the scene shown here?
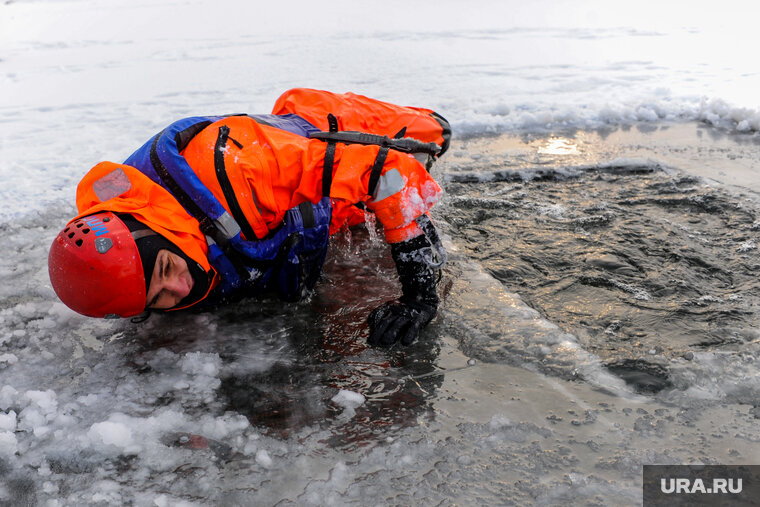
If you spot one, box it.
[84,217,110,237]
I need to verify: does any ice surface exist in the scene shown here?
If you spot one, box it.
[1,0,760,504]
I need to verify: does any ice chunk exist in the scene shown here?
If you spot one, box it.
[153,495,170,507]
[18,408,46,433]
[331,390,365,409]
[180,352,221,377]
[24,390,58,415]
[331,390,366,420]
[0,386,18,411]
[0,411,17,432]
[0,354,18,366]
[256,449,273,468]
[0,431,18,456]
[88,421,134,449]
[77,394,100,406]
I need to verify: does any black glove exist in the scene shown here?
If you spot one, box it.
[368,231,442,347]
[367,299,436,347]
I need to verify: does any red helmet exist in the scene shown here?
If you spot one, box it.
[48,211,146,318]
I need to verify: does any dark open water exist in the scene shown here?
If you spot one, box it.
[442,158,760,393]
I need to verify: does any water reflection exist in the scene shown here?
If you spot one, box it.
[537,137,580,155]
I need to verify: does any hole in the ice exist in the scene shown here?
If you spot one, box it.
[606,359,672,394]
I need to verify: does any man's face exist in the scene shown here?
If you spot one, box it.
[145,249,194,309]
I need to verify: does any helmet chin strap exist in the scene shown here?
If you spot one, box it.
[131,229,157,241]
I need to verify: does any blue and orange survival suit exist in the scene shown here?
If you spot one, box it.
[48,88,451,347]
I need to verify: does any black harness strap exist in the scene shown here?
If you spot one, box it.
[316,115,442,199]
[430,111,452,157]
[321,114,339,197]
[298,201,316,228]
[213,125,257,241]
[175,121,212,151]
[309,131,441,157]
[367,146,390,198]
[327,113,338,132]
[364,126,406,197]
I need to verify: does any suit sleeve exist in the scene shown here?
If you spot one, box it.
[328,144,443,243]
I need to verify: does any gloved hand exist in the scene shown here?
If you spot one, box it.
[367,299,436,347]
[367,230,442,347]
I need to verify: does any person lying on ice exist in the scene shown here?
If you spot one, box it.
[48,88,451,348]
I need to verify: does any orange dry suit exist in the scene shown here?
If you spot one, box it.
[73,88,450,308]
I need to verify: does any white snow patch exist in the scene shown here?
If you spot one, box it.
[400,186,426,225]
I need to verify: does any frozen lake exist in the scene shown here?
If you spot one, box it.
[1,0,759,504]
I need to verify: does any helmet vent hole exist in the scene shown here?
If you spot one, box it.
[68,232,75,239]
[82,228,90,234]
[64,227,70,233]
[75,239,83,247]
[76,223,84,228]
